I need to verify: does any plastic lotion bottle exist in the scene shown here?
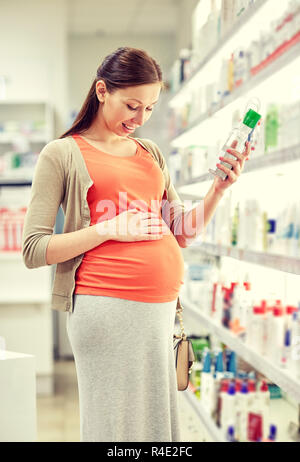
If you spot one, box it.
[220,383,237,432]
[262,424,277,442]
[289,311,300,378]
[251,306,265,355]
[201,350,215,415]
[226,425,237,442]
[239,281,252,334]
[209,107,261,180]
[236,382,251,442]
[257,380,270,439]
[271,305,286,366]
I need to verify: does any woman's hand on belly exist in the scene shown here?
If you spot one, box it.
[97,209,170,243]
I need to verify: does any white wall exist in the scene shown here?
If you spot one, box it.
[0,0,68,137]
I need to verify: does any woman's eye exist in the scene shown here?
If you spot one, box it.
[127,105,138,111]
[127,105,153,112]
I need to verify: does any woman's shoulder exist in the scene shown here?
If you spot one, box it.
[40,137,72,159]
[134,137,165,168]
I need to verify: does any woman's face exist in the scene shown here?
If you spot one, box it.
[96,81,161,137]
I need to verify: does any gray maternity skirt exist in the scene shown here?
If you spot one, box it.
[66,293,181,442]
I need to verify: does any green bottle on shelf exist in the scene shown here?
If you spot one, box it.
[265,104,279,153]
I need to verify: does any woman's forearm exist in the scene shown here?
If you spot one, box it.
[175,183,225,247]
[46,222,109,265]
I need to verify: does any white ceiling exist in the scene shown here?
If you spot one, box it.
[67,0,180,37]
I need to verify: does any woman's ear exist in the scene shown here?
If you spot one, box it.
[96,80,106,103]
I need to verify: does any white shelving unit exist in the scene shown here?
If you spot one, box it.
[189,242,300,275]
[168,0,300,442]
[170,39,300,145]
[175,143,300,187]
[0,101,55,395]
[181,295,300,404]
[0,350,37,442]
[182,389,227,442]
[169,0,270,106]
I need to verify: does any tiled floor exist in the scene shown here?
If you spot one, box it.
[36,359,202,442]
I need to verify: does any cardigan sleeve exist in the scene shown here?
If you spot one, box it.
[22,140,65,268]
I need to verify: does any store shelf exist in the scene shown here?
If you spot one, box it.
[175,143,300,187]
[169,0,269,104]
[0,251,23,260]
[182,387,227,443]
[181,295,300,404]
[170,38,300,144]
[189,242,300,275]
[0,179,32,187]
[0,133,49,143]
[181,378,297,442]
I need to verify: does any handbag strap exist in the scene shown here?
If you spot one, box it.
[174,297,187,341]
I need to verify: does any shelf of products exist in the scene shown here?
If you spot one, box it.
[167,2,300,440]
[170,36,300,143]
[175,142,300,187]
[169,0,269,102]
[181,295,300,404]
[182,379,298,442]
[190,242,300,275]
[0,101,53,182]
[168,0,300,147]
[0,100,54,395]
[182,387,227,442]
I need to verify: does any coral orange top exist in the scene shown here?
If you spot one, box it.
[73,134,184,303]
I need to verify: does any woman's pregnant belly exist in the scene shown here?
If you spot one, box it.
[74,231,185,303]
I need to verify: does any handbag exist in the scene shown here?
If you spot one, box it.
[173,297,195,391]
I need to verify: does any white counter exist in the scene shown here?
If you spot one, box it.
[0,350,37,442]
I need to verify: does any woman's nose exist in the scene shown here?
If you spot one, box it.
[132,110,146,126]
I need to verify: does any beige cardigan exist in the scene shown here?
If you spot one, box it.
[21,135,187,312]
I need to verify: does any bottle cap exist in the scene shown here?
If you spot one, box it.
[273,306,283,316]
[260,380,269,392]
[235,378,242,392]
[241,382,249,394]
[248,379,256,392]
[253,306,263,314]
[227,426,235,438]
[243,109,262,128]
[292,312,298,321]
[268,424,277,441]
[228,383,236,395]
[244,282,251,290]
[286,305,297,315]
[220,380,230,392]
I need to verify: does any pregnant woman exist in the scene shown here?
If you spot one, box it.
[22,47,250,442]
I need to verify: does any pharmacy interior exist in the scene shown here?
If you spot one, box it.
[169,0,300,443]
[1,0,300,443]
